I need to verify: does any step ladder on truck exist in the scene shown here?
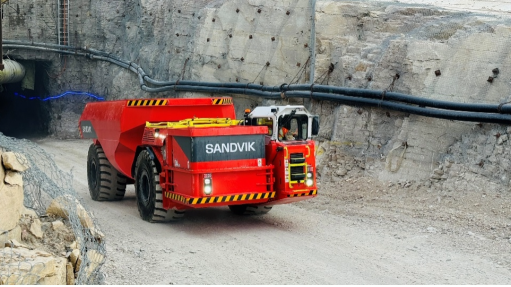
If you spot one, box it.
[78,97,320,222]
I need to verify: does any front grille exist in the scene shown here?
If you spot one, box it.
[290,153,305,164]
[290,153,306,181]
[291,166,304,174]
[290,162,305,181]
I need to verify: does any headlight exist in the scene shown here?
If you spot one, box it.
[306,169,313,186]
[155,129,166,140]
[203,175,212,195]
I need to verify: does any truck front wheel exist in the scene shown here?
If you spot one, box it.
[135,150,185,222]
[87,144,127,201]
[228,204,272,215]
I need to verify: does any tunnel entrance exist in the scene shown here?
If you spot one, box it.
[0,60,51,139]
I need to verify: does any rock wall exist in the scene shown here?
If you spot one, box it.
[0,150,102,284]
[0,151,25,245]
[308,1,511,188]
[3,0,511,187]
[3,0,314,137]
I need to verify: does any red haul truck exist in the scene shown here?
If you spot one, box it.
[79,97,319,222]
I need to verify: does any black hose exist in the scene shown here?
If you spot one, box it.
[3,40,77,51]
[286,91,511,124]
[144,78,282,92]
[6,40,511,125]
[141,84,282,98]
[283,84,511,114]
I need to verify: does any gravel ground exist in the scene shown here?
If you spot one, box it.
[34,138,511,285]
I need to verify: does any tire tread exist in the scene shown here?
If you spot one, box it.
[135,150,185,223]
[87,144,127,201]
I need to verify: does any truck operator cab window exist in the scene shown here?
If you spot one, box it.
[256,118,274,136]
[278,116,308,141]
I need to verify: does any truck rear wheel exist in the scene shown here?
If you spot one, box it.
[135,150,185,222]
[87,144,127,201]
[228,204,272,215]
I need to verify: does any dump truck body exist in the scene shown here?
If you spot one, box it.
[79,98,235,178]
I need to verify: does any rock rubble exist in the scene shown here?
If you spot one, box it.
[0,150,105,285]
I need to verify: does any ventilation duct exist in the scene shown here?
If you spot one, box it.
[0,59,25,85]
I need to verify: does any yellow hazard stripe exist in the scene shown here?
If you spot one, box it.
[287,190,317,198]
[211,98,233,105]
[164,191,276,205]
[127,99,168,106]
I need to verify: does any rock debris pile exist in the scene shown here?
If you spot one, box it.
[0,150,104,285]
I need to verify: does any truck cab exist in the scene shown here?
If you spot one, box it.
[244,105,320,204]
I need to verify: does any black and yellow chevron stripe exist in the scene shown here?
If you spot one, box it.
[212,98,233,105]
[165,191,276,205]
[127,99,168,106]
[287,190,317,198]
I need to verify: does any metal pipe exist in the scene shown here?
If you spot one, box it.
[0,59,25,84]
[2,44,88,57]
[3,40,77,50]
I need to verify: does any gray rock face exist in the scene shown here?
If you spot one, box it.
[307,1,511,184]
[3,0,511,185]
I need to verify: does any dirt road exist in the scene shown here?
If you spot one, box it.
[36,138,511,285]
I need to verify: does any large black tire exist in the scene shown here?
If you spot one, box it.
[228,204,273,215]
[87,144,127,201]
[134,150,185,222]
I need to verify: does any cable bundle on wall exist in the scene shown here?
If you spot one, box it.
[4,40,511,125]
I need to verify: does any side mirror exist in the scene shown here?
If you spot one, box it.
[311,116,320,136]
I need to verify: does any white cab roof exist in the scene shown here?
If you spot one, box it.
[249,105,311,118]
